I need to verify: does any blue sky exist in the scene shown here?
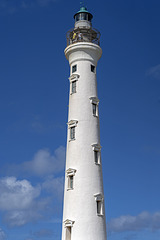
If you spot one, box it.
[0,0,160,239]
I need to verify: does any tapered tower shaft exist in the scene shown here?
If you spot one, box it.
[62,7,107,240]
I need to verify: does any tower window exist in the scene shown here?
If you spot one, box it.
[94,193,104,216]
[67,120,78,141]
[72,81,76,93]
[92,103,97,116]
[70,126,75,140]
[89,97,99,117]
[94,149,101,164]
[94,150,99,164]
[92,144,102,165]
[97,200,103,215]
[68,175,73,189]
[66,168,76,191]
[72,65,77,73]
[91,64,96,73]
[69,74,79,95]
[64,219,74,240]
[66,226,71,240]
[81,13,87,20]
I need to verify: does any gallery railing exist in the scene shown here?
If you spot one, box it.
[66,27,100,46]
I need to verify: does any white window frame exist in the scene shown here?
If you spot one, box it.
[64,219,75,240]
[64,219,75,227]
[89,97,99,117]
[67,120,78,141]
[69,74,79,95]
[66,168,76,190]
[92,144,102,165]
[94,193,104,216]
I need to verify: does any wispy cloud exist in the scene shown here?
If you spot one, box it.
[42,176,64,199]
[108,211,160,233]
[0,176,45,226]
[0,146,65,227]
[0,177,40,211]
[22,146,65,177]
[0,228,6,240]
[0,172,63,227]
[30,114,61,134]
[0,175,63,227]
[5,146,65,177]
[146,64,160,80]
[33,229,54,238]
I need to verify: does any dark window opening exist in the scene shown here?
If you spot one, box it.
[72,65,77,73]
[68,175,74,189]
[94,151,98,164]
[97,201,102,215]
[70,126,75,140]
[92,103,97,115]
[70,176,73,189]
[72,81,76,93]
[75,13,91,22]
[91,65,96,73]
[66,226,71,240]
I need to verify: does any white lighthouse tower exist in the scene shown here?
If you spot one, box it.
[62,7,107,240]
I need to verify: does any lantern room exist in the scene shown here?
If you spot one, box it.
[74,7,93,29]
[66,7,100,46]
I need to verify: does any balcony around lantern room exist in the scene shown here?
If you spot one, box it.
[66,27,101,47]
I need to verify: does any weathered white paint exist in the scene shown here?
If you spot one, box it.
[75,20,91,29]
[61,13,107,240]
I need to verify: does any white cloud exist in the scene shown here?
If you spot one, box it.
[0,228,6,240]
[3,196,53,227]
[108,211,160,232]
[3,209,41,227]
[0,146,65,227]
[22,146,65,176]
[0,177,40,211]
[6,146,65,177]
[0,177,47,226]
[0,174,64,226]
[147,64,160,80]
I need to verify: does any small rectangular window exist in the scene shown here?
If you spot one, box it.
[70,176,73,189]
[92,103,97,115]
[91,65,96,73]
[97,200,102,215]
[92,144,101,165]
[66,226,71,240]
[68,175,74,189]
[70,126,75,140]
[72,65,77,73]
[94,151,98,164]
[72,81,76,93]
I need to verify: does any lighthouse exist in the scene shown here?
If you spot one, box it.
[62,7,107,240]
